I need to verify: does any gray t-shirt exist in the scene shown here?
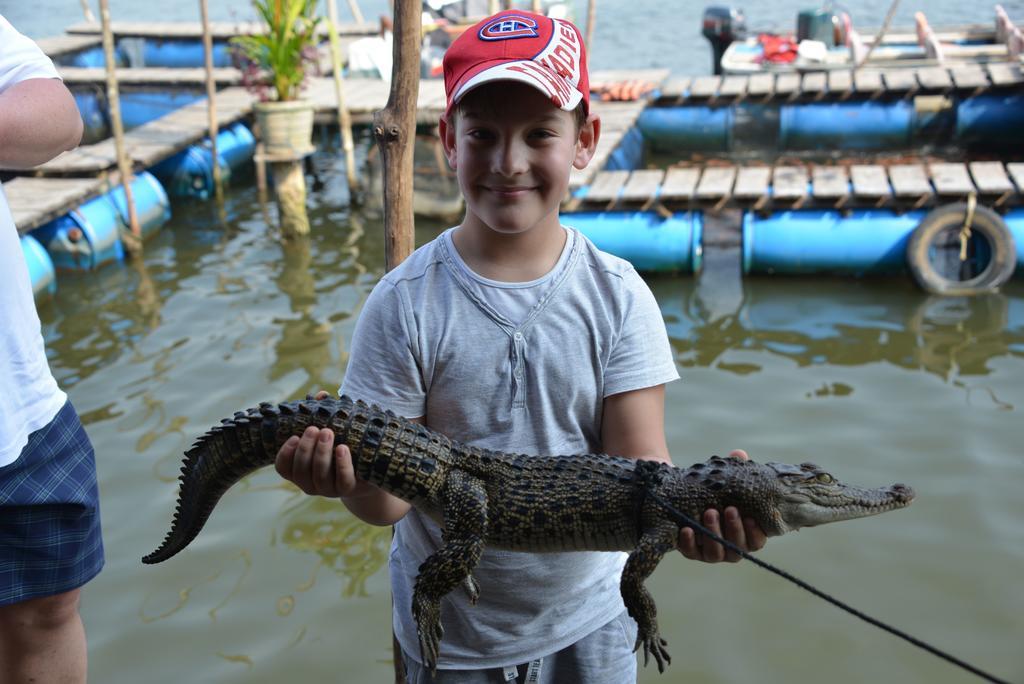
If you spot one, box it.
[341,226,679,669]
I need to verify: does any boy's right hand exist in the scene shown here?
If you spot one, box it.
[274,392,379,500]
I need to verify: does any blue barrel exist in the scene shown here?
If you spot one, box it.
[638,106,733,152]
[217,123,257,169]
[779,102,916,150]
[564,211,703,273]
[1005,209,1024,274]
[141,39,233,68]
[120,89,204,129]
[31,171,169,270]
[106,171,171,240]
[150,123,254,198]
[21,234,57,299]
[62,45,125,68]
[72,89,109,145]
[71,88,205,142]
[605,126,644,171]
[742,209,925,275]
[31,210,122,271]
[956,94,1024,148]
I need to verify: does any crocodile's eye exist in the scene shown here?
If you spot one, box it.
[815,473,834,484]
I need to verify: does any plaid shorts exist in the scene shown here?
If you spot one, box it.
[0,400,104,605]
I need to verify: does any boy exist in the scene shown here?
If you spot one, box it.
[276,10,766,682]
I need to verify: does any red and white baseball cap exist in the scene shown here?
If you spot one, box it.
[442,10,590,118]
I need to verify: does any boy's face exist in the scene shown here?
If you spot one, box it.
[440,82,599,237]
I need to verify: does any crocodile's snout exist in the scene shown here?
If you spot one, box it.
[890,483,915,503]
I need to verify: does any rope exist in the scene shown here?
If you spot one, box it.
[647,491,1012,684]
[853,0,900,71]
[960,193,977,262]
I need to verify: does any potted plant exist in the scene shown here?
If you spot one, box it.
[231,0,322,157]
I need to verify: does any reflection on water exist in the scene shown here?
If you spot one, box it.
[278,496,392,598]
[655,275,1024,389]
[26,155,1023,683]
[271,237,339,388]
[139,550,253,625]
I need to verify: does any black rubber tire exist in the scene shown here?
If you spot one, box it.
[906,203,1017,296]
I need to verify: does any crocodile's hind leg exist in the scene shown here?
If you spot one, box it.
[412,470,488,672]
[621,520,678,673]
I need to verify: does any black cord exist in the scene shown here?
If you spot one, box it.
[648,491,1013,684]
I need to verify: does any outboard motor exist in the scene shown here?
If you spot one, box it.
[702,6,747,75]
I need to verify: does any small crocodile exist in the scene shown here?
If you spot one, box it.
[143,395,914,672]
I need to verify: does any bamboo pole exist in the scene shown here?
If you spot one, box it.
[98,0,141,254]
[199,0,223,202]
[346,0,365,25]
[373,0,419,271]
[585,0,596,53]
[326,0,360,200]
[79,0,96,23]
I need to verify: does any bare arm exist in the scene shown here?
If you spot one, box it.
[601,385,767,563]
[274,392,411,526]
[600,384,672,463]
[0,78,83,168]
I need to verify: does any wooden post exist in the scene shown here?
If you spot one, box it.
[199,0,223,203]
[98,0,142,254]
[326,0,361,200]
[346,0,365,24]
[585,0,596,53]
[374,2,419,680]
[271,159,310,237]
[373,0,419,271]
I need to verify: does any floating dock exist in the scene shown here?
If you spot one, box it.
[6,19,1024,296]
[575,161,1024,212]
[657,61,1024,104]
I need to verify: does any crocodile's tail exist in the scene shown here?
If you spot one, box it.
[142,402,300,564]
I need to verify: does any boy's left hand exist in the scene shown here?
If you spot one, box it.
[677,449,768,563]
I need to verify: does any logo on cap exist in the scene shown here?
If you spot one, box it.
[478,15,539,41]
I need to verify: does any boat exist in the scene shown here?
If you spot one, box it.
[703,3,1024,75]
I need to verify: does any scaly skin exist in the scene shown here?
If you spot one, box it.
[143,395,915,673]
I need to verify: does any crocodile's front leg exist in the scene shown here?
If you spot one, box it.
[412,470,488,672]
[622,519,678,673]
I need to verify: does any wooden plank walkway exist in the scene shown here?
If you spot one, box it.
[36,34,102,59]
[570,160,1024,211]
[565,69,670,191]
[733,167,771,198]
[811,166,849,198]
[20,87,254,175]
[889,164,932,197]
[654,61,1024,105]
[659,168,701,201]
[8,177,108,234]
[59,66,243,86]
[63,20,378,39]
[311,75,450,125]
[772,166,808,199]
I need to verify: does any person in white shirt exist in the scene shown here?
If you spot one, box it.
[0,14,102,684]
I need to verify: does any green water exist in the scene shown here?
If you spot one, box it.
[35,158,1024,683]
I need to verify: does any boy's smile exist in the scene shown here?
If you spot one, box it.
[441,82,599,238]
